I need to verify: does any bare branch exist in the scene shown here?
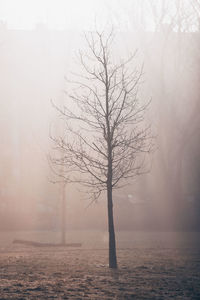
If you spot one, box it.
[50,27,153,200]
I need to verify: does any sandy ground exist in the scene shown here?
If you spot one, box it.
[0,244,200,299]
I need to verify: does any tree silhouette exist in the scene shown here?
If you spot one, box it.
[51,28,152,268]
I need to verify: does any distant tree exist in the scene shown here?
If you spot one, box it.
[49,110,68,245]
[148,0,200,210]
[51,28,152,268]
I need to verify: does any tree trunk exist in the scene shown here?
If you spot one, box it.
[61,183,66,245]
[107,185,117,269]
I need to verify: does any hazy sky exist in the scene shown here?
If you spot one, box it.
[0,0,121,30]
[0,0,197,32]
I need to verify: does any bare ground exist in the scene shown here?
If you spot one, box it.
[0,244,200,299]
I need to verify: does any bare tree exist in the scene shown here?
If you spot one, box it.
[49,112,68,245]
[51,29,152,269]
[148,0,200,213]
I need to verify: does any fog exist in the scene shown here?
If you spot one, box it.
[0,0,200,234]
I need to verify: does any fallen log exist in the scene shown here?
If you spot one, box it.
[13,239,82,247]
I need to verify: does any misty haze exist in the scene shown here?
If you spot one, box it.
[0,0,200,299]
